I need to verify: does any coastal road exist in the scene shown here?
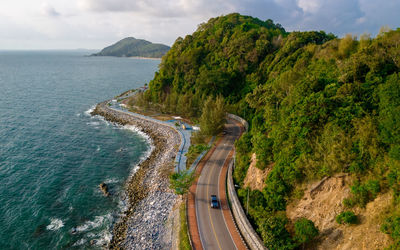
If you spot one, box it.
[189,119,247,250]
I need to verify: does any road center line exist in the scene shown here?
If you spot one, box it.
[207,158,223,250]
[217,141,238,250]
[196,172,206,249]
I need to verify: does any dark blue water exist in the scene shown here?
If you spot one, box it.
[0,51,159,249]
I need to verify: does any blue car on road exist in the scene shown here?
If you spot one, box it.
[210,195,219,208]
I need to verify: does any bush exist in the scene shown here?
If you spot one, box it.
[381,215,400,248]
[258,212,294,249]
[233,154,250,185]
[336,211,358,224]
[251,132,274,169]
[387,160,400,203]
[235,132,252,155]
[294,218,319,246]
[169,170,195,195]
[191,131,207,144]
[347,180,381,207]
[187,144,209,155]
[185,144,210,168]
[343,198,356,208]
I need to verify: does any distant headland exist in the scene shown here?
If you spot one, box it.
[91,37,170,58]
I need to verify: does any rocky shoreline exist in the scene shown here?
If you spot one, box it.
[92,102,180,249]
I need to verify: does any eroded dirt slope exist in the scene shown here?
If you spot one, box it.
[243,153,271,191]
[286,174,393,249]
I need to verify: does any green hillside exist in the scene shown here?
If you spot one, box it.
[92,37,170,58]
[139,13,400,249]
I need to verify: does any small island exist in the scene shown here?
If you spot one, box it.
[92,37,170,58]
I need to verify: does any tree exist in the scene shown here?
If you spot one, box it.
[338,34,357,58]
[378,73,400,160]
[138,14,400,248]
[257,212,294,249]
[169,170,195,195]
[336,211,358,224]
[294,218,319,248]
[251,132,273,169]
[199,95,226,136]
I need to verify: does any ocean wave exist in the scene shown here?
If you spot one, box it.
[94,230,112,246]
[127,140,154,179]
[75,214,112,233]
[115,147,126,153]
[72,238,86,247]
[84,105,96,116]
[46,218,64,231]
[74,230,112,247]
[123,124,151,142]
[86,121,100,126]
[104,178,119,184]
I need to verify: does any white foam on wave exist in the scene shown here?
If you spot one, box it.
[124,124,154,174]
[86,121,100,126]
[84,105,96,117]
[94,230,113,246]
[75,214,112,233]
[115,147,125,153]
[111,124,155,215]
[123,124,151,142]
[104,178,119,184]
[46,218,64,231]
[128,143,154,178]
[72,238,86,247]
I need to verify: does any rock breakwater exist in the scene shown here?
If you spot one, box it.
[92,102,180,249]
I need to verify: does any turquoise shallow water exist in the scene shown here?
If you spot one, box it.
[0,51,159,249]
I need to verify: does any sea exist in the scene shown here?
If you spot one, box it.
[0,51,159,249]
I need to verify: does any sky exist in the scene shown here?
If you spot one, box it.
[0,0,399,50]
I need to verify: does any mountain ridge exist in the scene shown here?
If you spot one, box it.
[131,13,400,249]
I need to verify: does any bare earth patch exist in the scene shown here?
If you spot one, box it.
[286,174,393,249]
[334,192,393,250]
[243,153,271,191]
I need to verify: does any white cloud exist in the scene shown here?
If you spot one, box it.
[297,0,321,13]
[78,0,138,12]
[0,0,399,49]
[78,0,234,18]
[41,3,60,17]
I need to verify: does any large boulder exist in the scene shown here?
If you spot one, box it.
[99,182,110,196]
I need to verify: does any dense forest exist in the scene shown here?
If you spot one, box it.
[141,13,400,249]
[92,37,170,58]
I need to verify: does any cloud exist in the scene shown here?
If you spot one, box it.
[0,0,399,49]
[293,0,365,34]
[41,3,60,17]
[78,0,138,12]
[228,0,368,35]
[297,0,321,13]
[73,0,400,36]
[78,0,235,18]
[357,0,400,33]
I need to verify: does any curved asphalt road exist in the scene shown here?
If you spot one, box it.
[195,119,243,250]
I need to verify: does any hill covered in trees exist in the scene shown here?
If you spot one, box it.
[139,13,400,249]
[92,37,170,58]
